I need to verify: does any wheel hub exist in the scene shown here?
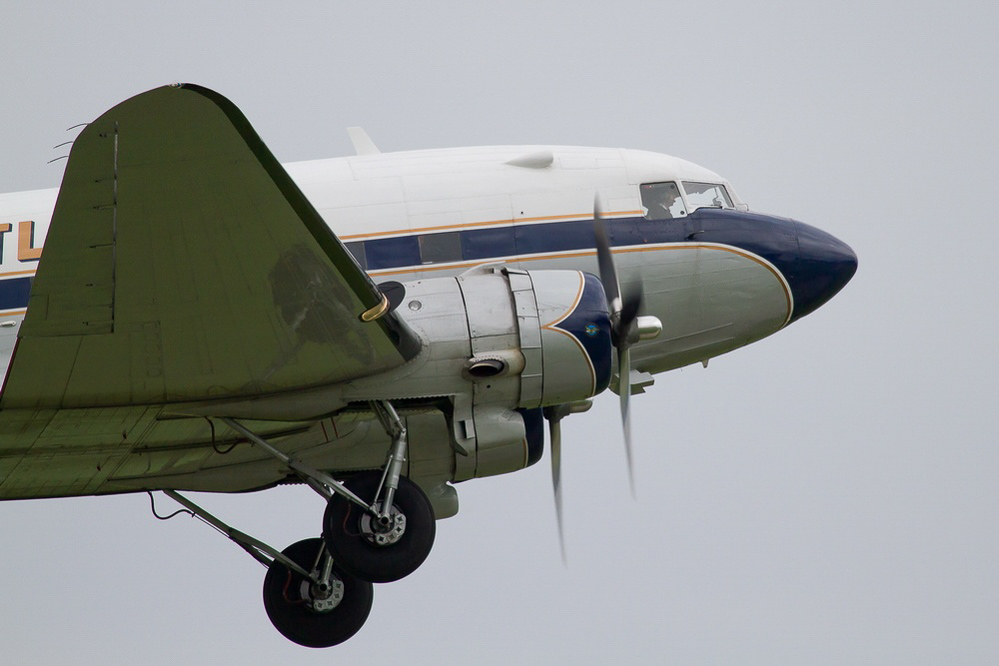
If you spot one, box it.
[305,577,345,613]
[359,503,407,546]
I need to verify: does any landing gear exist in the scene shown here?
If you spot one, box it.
[319,401,437,583]
[323,471,436,583]
[151,403,438,647]
[221,404,438,585]
[155,492,377,647]
[262,538,373,648]
[218,403,437,584]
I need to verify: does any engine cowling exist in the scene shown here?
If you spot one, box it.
[459,268,612,408]
[456,267,611,479]
[344,266,611,481]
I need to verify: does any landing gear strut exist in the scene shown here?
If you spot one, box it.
[322,401,436,583]
[220,403,436,584]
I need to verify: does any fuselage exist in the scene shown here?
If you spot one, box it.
[0,144,856,382]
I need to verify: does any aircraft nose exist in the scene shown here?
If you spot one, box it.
[789,220,858,322]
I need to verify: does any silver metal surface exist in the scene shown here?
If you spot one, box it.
[636,316,663,341]
[308,556,345,612]
[371,401,409,520]
[309,577,345,612]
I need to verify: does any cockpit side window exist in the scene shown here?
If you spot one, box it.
[682,181,733,210]
[640,182,686,220]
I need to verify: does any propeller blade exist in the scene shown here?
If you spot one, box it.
[618,345,636,498]
[594,192,640,497]
[593,196,621,313]
[619,282,643,339]
[548,416,566,564]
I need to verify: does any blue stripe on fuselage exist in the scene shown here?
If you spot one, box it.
[361,210,798,270]
[360,208,800,296]
[2,211,809,321]
[0,277,32,312]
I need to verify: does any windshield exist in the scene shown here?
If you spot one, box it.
[640,181,687,220]
[682,181,733,210]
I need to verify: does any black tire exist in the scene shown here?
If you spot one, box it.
[262,538,373,648]
[323,472,436,583]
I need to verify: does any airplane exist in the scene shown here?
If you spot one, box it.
[0,84,857,647]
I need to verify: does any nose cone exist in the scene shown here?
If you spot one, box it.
[789,221,858,322]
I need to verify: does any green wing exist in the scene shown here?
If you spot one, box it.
[2,84,418,410]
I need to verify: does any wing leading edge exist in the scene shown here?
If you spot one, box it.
[1,84,419,411]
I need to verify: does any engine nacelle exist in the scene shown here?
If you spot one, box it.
[459,268,612,409]
[344,266,611,482]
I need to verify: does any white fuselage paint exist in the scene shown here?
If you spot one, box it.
[0,145,790,384]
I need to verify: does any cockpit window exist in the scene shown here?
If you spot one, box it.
[640,181,686,220]
[682,182,733,210]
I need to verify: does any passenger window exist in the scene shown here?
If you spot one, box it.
[640,182,686,220]
[419,231,462,264]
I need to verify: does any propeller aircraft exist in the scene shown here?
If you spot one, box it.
[0,84,857,647]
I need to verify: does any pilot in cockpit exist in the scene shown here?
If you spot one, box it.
[640,182,685,220]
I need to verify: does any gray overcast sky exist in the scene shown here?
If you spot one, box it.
[2,1,997,663]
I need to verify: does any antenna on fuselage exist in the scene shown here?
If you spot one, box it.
[347,127,380,155]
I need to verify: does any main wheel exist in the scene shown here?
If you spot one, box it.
[262,538,373,648]
[323,472,436,583]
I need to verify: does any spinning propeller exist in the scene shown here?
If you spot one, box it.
[544,195,662,561]
[593,195,645,497]
[543,400,591,564]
